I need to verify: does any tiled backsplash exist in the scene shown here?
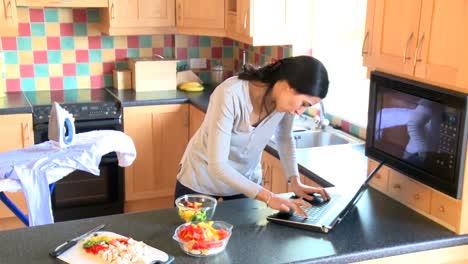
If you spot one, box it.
[0,8,291,92]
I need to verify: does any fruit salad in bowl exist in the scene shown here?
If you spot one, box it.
[175,194,217,222]
[173,221,233,257]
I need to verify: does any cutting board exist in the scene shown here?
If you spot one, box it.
[57,231,174,264]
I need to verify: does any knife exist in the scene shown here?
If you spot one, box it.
[49,224,106,257]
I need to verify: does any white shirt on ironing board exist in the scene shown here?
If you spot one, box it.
[0,130,136,226]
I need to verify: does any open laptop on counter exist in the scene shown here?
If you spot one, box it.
[267,162,385,233]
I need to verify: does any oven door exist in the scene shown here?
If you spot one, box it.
[33,118,124,222]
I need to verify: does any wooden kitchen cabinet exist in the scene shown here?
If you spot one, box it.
[226,0,300,46]
[98,0,176,36]
[0,0,18,36]
[0,113,33,220]
[16,0,107,7]
[176,0,225,37]
[189,104,205,139]
[365,0,468,92]
[367,158,389,193]
[123,104,188,210]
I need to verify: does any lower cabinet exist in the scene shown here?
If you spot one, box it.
[261,151,321,193]
[0,113,33,225]
[189,104,205,139]
[123,104,189,212]
[368,158,462,233]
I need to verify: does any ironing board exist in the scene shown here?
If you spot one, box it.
[0,130,136,226]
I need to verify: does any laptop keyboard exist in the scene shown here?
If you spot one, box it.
[296,194,341,221]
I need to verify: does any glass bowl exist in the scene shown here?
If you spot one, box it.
[175,194,217,222]
[172,221,233,257]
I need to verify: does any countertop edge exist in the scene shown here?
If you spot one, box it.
[304,236,468,264]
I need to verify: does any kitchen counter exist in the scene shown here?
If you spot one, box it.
[0,92,32,114]
[1,189,467,264]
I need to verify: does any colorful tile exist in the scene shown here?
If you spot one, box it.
[89,63,103,75]
[74,23,88,36]
[33,50,48,64]
[223,47,233,58]
[89,49,102,62]
[35,77,50,91]
[44,8,59,23]
[152,35,164,47]
[47,36,61,50]
[73,9,87,23]
[50,77,64,90]
[114,36,127,49]
[6,79,21,92]
[88,36,101,49]
[76,63,90,76]
[21,78,35,91]
[77,76,91,88]
[127,36,139,48]
[60,23,74,36]
[29,9,44,22]
[34,64,48,77]
[101,49,115,61]
[139,35,152,48]
[63,63,76,76]
[18,23,31,36]
[102,62,114,74]
[63,76,77,89]
[75,50,89,62]
[103,74,113,87]
[61,50,76,63]
[127,48,139,58]
[17,37,32,51]
[31,23,46,37]
[139,48,152,57]
[47,50,62,63]
[90,75,104,88]
[176,48,187,59]
[200,36,211,47]
[4,51,18,64]
[1,37,17,50]
[45,23,60,35]
[87,9,99,23]
[58,8,73,23]
[18,51,34,64]
[48,64,63,77]
[20,64,34,78]
[188,47,199,58]
[31,38,46,52]
[17,8,30,23]
[74,36,88,49]
[101,36,114,49]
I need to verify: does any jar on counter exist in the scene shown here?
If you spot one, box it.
[212,65,224,85]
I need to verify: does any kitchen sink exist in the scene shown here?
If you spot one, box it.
[293,130,350,148]
[270,127,363,149]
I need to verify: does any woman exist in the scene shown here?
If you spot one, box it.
[175,55,331,217]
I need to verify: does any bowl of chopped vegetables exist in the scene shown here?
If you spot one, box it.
[173,221,233,257]
[175,194,217,222]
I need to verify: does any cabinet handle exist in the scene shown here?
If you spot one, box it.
[6,1,12,18]
[177,3,182,23]
[361,31,369,56]
[111,2,115,20]
[413,33,425,66]
[375,174,381,179]
[413,193,420,200]
[393,183,401,189]
[243,9,248,30]
[438,205,445,213]
[403,32,414,63]
[24,122,30,142]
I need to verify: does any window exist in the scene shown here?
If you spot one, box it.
[310,0,369,128]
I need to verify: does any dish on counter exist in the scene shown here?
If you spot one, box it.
[175,194,217,222]
[172,221,233,257]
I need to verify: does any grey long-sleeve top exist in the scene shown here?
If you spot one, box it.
[177,76,299,198]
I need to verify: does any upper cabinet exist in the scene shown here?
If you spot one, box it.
[0,0,18,36]
[16,0,107,7]
[97,0,176,36]
[364,0,468,92]
[176,0,225,37]
[226,0,299,46]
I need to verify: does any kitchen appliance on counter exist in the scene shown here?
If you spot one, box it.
[366,71,468,199]
[24,89,124,222]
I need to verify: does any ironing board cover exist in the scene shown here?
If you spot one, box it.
[0,130,136,226]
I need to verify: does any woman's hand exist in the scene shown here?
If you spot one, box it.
[256,188,310,217]
[289,176,331,202]
[267,194,311,217]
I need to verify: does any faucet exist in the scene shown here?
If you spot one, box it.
[314,101,330,129]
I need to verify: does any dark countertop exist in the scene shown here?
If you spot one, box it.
[1,190,467,264]
[0,92,32,114]
[23,89,118,106]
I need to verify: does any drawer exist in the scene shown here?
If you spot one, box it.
[388,170,431,213]
[367,159,389,192]
[430,190,460,229]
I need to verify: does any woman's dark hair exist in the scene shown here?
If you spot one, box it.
[238,55,329,99]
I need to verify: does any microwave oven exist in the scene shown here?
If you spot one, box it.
[366,71,468,198]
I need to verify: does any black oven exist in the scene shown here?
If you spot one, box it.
[31,101,124,222]
[366,71,468,198]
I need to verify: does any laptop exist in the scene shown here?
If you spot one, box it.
[266,162,385,233]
